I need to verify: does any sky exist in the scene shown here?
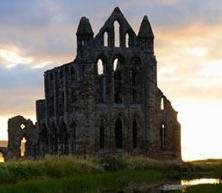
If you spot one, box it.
[0,0,222,161]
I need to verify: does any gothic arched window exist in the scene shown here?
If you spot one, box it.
[125,33,129,48]
[97,59,106,103]
[20,137,27,157]
[97,59,104,75]
[132,120,137,148]
[115,118,123,149]
[161,97,164,110]
[113,58,122,103]
[160,123,166,150]
[104,31,108,47]
[99,125,105,149]
[114,21,120,47]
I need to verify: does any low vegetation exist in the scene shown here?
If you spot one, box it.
[0,156,221,193]
[174,184,222,193]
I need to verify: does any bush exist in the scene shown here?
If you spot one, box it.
[98,157,127,171]
[0,164,15,183]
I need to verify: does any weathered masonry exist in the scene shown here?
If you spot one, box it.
[4,7,181,160]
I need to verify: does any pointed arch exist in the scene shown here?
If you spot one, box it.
[104,31,108,47]
[97,58,106,103]
[113,57,125,104]
[0,152,4,163]
[161,97,164,110]
[115,118,123,149]
[160,123,166,150]
[20,137,27,157]
[125,33,129,48]
[113,58,119,71]
[99,124,105,149]
[114,20,120,47]
[132,120,137,149]
[97,59,104,75]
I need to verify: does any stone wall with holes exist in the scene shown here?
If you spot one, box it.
[33,7,181,160]
[2,116,39,160]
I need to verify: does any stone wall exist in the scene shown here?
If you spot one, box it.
[1,116,39,160]
[2,7,181,161]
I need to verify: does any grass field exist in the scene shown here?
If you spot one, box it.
[0,156,221,193]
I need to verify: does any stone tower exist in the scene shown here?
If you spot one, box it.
[35,7,181,160]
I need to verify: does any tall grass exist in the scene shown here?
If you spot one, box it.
[0,155,103,183]
[0,170,164,193]
[0,155,221,192]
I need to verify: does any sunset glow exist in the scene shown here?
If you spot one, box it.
[0,1,222,161]
[0,47,33,68]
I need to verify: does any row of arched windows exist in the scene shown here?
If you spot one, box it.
[96,57,141,104]
[103,21,130,48]
[99,121,167,150]
[99,118,138,149]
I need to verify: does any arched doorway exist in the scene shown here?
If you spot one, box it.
[20,137,27,157]
[115,118,123,149]
[0,152,4,162]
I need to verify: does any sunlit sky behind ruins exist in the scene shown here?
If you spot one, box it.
[0,0,222,161]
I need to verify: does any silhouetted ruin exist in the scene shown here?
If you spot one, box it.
[2,8,181,160]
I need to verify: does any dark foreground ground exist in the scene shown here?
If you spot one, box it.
[0,156,222,193]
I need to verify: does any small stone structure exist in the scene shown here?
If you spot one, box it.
[1,8,181,160]
[0,116,39,160]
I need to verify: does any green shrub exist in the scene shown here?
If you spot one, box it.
[98,156,127,171]
[0,165,15,183]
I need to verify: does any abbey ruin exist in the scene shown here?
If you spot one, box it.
[1,8,181,160]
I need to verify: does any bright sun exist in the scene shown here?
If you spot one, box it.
[175,100,222,161]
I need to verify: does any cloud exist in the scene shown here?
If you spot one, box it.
[155,22,222,101]
[0,64,46,116]
[0,1,222,130]
[0,46,33,68]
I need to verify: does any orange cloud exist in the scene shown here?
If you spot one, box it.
[154,22,222,101]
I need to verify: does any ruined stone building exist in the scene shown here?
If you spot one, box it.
[2,7,181,160]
